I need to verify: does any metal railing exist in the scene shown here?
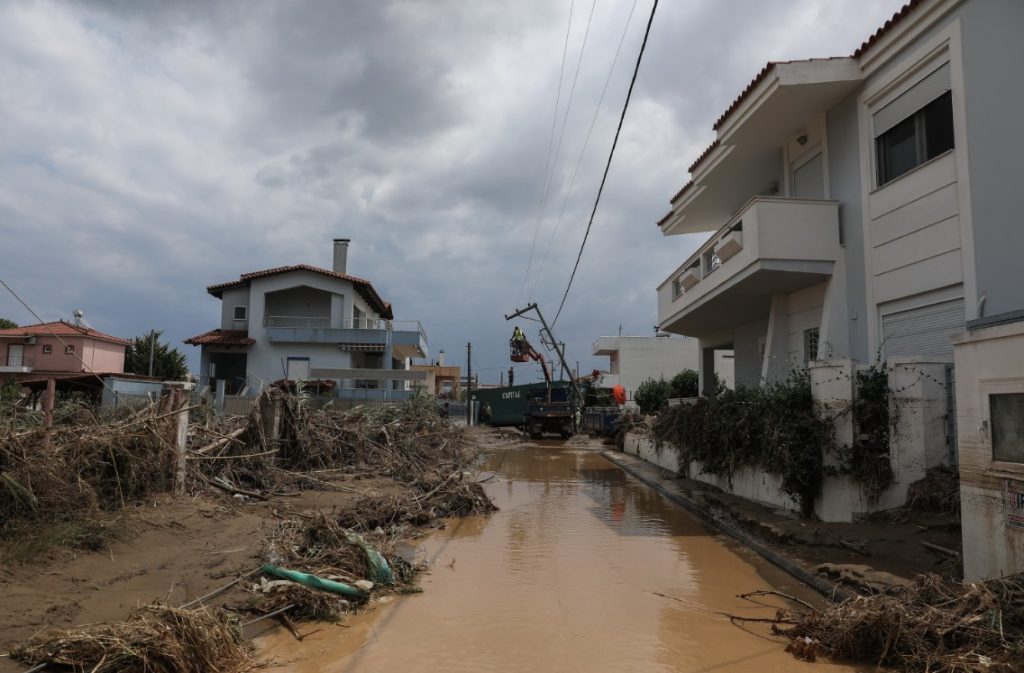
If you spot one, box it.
[343,319,428,344]
[264,315,331,328]
[3,355,34,368]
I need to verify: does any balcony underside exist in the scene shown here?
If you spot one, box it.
[662,260,833,337]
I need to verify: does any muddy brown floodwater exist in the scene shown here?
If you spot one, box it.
[256,443,866,672]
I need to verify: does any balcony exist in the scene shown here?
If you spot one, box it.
[264,316,428,358]
[0,355,34,373]
[658,196,840,337]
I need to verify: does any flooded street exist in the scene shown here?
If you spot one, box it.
[258,443,862,672]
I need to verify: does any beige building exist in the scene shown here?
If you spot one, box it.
[592,335,734,403]
[410,352,461,399]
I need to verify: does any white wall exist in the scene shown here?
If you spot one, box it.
[786,281,827,365]
[953,321,1024,581]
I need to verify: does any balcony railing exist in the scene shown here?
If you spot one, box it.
[344,319,429,345]
[2,356,33,368]
[265,315,331,328]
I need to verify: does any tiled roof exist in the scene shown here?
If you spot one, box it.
[663,0,929,228]
[0,320,131,346]
[687,138,721,174]
[184,329,255,347]
[207,264,393,319]
[853,0,925,58]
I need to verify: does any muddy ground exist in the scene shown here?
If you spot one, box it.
[0,474,404,670]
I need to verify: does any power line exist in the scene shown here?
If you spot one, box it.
[519,0,576,306]
[552,0,659,328]
[522,0,598,304]
[530,0,640,298]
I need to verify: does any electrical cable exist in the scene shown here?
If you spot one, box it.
[523,0,598,304]
[530,0,640,298]
[519,0,576,306]
[552,0,659,328]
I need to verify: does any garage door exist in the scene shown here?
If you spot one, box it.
[881,298,965,359]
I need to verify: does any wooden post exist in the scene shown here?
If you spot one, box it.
[172,387,189,495]
[258,390,282,452]
[43,377,55,450]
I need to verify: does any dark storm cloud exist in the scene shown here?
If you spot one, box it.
[0,0,903,381]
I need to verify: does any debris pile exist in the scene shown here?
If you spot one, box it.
[0,404,177,551]
[11,605,251,673]
[778,572,1024,672]
[894,465,961,520]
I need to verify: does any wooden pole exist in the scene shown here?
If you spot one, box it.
[43,377,55,450]
[172,388,189,495]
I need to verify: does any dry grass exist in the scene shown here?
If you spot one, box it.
[777,572,1024,672]
[11,605,252,673]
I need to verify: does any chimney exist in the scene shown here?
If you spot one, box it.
[438,350,445,366]
[332,238,350,274]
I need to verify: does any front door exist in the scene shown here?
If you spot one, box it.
[7,344,24,367]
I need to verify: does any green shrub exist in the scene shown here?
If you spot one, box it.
[635,378,672,415]
[652,370,832,516]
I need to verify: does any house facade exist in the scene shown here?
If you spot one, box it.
[643,0,1024,523]
[186,239,428,398]
[656,0,1023,398]
[591,335,734,404]
[0,320,130,375]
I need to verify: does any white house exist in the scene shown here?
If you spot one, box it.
[591,335,734,403]
[645,0,1024,523]
[186,239,428,399]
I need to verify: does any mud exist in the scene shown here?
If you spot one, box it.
[256,442,866,672]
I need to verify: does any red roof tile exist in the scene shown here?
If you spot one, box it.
[0,320,131,346]
[853,0,925,59]
[670,180,694,204]
[687,138,721,174]
[207,264,393,319]
[184,329,255,347]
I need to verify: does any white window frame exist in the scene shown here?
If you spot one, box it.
[980,378,1024,476]
[233,306,247,321]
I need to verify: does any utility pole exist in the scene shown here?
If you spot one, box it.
[504,302,581,406]
[465,341,472,424]
[559,342,566,380]
[148,330,156,377]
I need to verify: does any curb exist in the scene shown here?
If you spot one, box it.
[601,450,849,602]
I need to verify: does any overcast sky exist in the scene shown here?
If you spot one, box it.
[0,0,903,384]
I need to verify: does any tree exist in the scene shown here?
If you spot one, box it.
[0,318,17,330]
[669,369,699,398]
[124,330,188,381]
[634,377,672,416]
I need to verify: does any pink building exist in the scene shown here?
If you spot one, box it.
[0,320,131,375]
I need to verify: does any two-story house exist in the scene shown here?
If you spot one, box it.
[656,0,1021,397]
[0,319,131,376]
[185,239,428,398]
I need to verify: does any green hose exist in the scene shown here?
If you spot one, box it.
[262,564,369,601]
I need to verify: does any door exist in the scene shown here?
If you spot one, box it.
[7,344,24,367]
[286,357,311,381]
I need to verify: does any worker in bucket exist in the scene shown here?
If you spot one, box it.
[511,325,526,356]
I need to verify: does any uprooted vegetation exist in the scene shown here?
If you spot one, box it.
[738,573,1024,673]
[1,389,497,671]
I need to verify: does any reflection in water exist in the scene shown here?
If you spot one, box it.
[257,444,863,673]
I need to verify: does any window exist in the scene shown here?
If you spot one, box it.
[991,393,1024,463]
[65,344,75,354]
[874,62,954,186]
[672,277,683,298]
[803,328,820,364]
[233,306,247,321]
[42,344,53,354]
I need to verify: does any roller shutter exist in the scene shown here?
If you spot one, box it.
[881,298,965,359]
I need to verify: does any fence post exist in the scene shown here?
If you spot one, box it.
[215,379,226,415]
[43,377,55,450]
[258,391,282,453]
[171,386,189,495]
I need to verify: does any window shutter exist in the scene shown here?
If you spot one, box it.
[873,62,951,137]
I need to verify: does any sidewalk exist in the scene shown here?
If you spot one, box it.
[602,450,962,597]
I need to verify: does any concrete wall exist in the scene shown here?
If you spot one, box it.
[959,0,1024,318]
[953,320,1024,580]
[100,377,164,408]
[826,91,869,362]
[219,287,250,331]
[264,285,333,318]
[733,317,769,387]
[785,282,827,365]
